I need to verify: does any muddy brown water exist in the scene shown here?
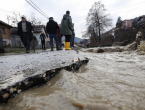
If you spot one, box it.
[0,51,145,110]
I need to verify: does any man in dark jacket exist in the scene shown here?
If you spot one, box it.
[61,11,73,50]
[18,15,33,53]
[46,17,62,51]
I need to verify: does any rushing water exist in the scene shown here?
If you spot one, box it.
[0,51,145,110]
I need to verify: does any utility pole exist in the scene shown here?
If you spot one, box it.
[0,29,5,53]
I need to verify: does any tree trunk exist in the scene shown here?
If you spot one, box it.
[96,12,101,42]
[92,28,97,42]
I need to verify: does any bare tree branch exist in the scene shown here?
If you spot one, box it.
[83,1,112,42]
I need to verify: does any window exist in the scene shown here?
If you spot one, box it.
[0,27,5,34]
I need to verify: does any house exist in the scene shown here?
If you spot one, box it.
[0,20,12,46]
[121,20,132,30]
[137,16,145,27]
[10,25,52,48]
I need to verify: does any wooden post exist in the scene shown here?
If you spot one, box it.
[0,30,5,53]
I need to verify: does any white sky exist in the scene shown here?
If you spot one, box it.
[1,0,145,38]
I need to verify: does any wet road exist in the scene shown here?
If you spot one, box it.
[0,50,145,110]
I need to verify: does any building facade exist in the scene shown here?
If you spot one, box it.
[137,16,145,27]
[0,20,12,46]
[121,20,132,30]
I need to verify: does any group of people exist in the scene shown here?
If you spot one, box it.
[18,10,75,53]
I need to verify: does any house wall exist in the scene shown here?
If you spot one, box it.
[0,24,11,39]
[121,20,132,30]
[138,17,145,25]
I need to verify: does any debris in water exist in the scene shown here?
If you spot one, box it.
[96,49,105,53]
[3,93,9,99]
[138,41,145,52]
[17,89,21,93]
[43,73,46,77]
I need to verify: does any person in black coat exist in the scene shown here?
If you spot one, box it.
[40,31,46,50]
[18,15,33,53]
[46,17,62,51]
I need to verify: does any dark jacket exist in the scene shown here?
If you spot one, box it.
[40,34,46,41]
[57,26,63,38]
[46,20,59,34]
[18,21,33,41]
[60,14,73,35]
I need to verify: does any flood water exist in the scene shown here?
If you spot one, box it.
[0,50,145,110]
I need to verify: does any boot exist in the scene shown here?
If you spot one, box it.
[65,42,71,50]
[60,44,63,50]
[50,45,54,51]
[56,44,62,50]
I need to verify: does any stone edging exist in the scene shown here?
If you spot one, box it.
[0,58,89,104]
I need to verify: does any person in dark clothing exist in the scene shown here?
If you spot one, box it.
[70,23,75,48]
[57,24,63,49]
[46,17,62,51]
[40,31,46,50]
[60,11,73,50]
[18,15,33,53]
[112,35,114,43]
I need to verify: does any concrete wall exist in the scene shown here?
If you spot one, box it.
[11,35,24,47]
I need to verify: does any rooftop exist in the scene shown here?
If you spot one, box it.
[0,20,12,28]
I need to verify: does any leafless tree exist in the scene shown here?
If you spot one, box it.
[6,11,43,26]
[84,2,112,42]
[6,15,11,25]
[28,13,42,26]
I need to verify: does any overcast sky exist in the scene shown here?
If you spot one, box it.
[1,0,145,38]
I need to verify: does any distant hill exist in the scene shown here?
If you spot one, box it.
[62,36,82,43]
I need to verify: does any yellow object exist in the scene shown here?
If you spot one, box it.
[65,42,71,50]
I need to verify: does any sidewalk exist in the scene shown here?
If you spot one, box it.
[0,50,85,90]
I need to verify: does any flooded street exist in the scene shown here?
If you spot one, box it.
[0,50,145,110]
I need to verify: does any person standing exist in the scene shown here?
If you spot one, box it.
[70,23,75,48]
[61,11,73,50]
[40,31,46,50]
[18,15,33,53]
[57,24,63,49]
[46,17,62,51]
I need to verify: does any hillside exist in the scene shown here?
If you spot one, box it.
[114,28,138,46]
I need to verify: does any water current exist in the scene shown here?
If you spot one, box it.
[0,50,145,110]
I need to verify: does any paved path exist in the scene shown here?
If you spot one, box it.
[0,50,85,90]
